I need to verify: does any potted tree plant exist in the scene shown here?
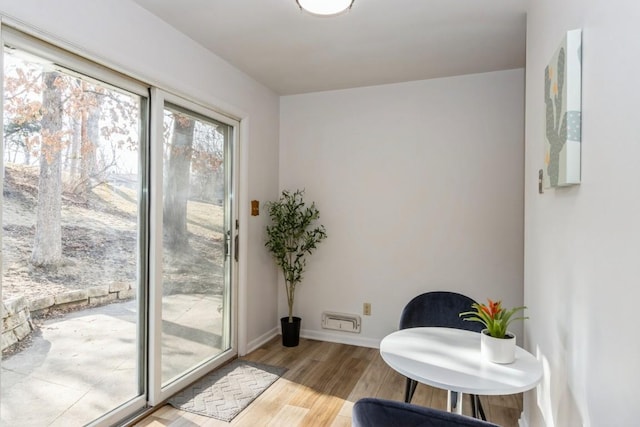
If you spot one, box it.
[265,189,327,347]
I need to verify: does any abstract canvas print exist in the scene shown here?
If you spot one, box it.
[544,29,582,188]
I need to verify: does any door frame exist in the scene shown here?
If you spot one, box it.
[1,25,153,426]
[1,22,243,422]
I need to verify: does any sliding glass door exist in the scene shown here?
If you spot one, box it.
[1,27,238,424]
[158,100,235,388]
[1,29,148,425]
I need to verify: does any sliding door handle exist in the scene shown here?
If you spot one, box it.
[234,234,239,262]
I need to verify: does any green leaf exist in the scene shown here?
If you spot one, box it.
[264,189,327,319]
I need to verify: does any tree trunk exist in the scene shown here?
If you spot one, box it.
[79,106,99,195]
[22,136,31,165]
[164,115,195,250]
[32,72,63,267]
[77,80,100,196]
[68,116,81,179]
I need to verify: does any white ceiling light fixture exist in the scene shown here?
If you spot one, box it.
[296,0,354,17]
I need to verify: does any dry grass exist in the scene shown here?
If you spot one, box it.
[2,163,224,301]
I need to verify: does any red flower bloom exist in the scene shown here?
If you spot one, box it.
[486,299,502,318]
[459,298,527,339]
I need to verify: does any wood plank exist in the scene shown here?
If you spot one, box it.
[409,383,434,407]
[133,416,169,427]
[231,378,291,426]
[374,363,406,402]
[134,339,523,426]
[300,394,346,426]
[429,386,449,412]
[483,394,522,427]
[265,404,309,427]
[336,400,354,419]
[330,414,352,427]
[349,354,384,395]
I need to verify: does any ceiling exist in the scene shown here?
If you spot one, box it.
[132,0,527,95]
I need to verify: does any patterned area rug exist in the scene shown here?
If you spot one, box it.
[168,360,287,422]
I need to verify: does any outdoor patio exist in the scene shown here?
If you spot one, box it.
[0,294,223,426]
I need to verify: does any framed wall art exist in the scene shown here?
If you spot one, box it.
[543,29,582,188]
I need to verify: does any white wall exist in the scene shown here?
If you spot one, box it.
[0,0,281,353]
[524,1,640,426]
[280,69,525,347]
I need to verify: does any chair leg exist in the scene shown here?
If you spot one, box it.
[470,393,478,418]
[404,377,418,403]
[475,395,487,421]
[451,391,458,410]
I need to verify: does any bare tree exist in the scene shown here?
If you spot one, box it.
[67,115,81,177]
[79,82,100,195]
[31,71,64,266]
[3,62,42,166]
[191,123,224,202]
[163,114,195,250]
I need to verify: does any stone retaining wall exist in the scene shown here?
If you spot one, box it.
[1,297,34,351]
[1,283,134,352]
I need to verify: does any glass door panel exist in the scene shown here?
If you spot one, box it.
[160,103,232,385]
[1,45,146,425]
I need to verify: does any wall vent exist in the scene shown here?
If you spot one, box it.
[321,311,361,333]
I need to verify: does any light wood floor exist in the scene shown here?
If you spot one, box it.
[135,337,522,426]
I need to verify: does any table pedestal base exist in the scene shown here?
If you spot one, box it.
[446,390,463,414]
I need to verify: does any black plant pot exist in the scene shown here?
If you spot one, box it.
[280,316,301,347]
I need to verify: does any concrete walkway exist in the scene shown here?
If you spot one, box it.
[1,294,223,426]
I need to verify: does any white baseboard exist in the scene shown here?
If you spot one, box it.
[244,325,381,356]
[243,326,279,355]
[301,328,380,349]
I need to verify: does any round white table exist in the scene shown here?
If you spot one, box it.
[380,327,543,414]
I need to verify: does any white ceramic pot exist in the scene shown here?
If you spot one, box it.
[480,329,516,364]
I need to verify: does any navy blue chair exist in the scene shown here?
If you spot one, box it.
[352,398,499,427]
[399,291,486,420]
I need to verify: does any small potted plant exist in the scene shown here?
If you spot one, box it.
[265,189,327,347]
[459,299,528,363]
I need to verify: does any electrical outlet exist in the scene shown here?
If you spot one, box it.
[363,302,371,316]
